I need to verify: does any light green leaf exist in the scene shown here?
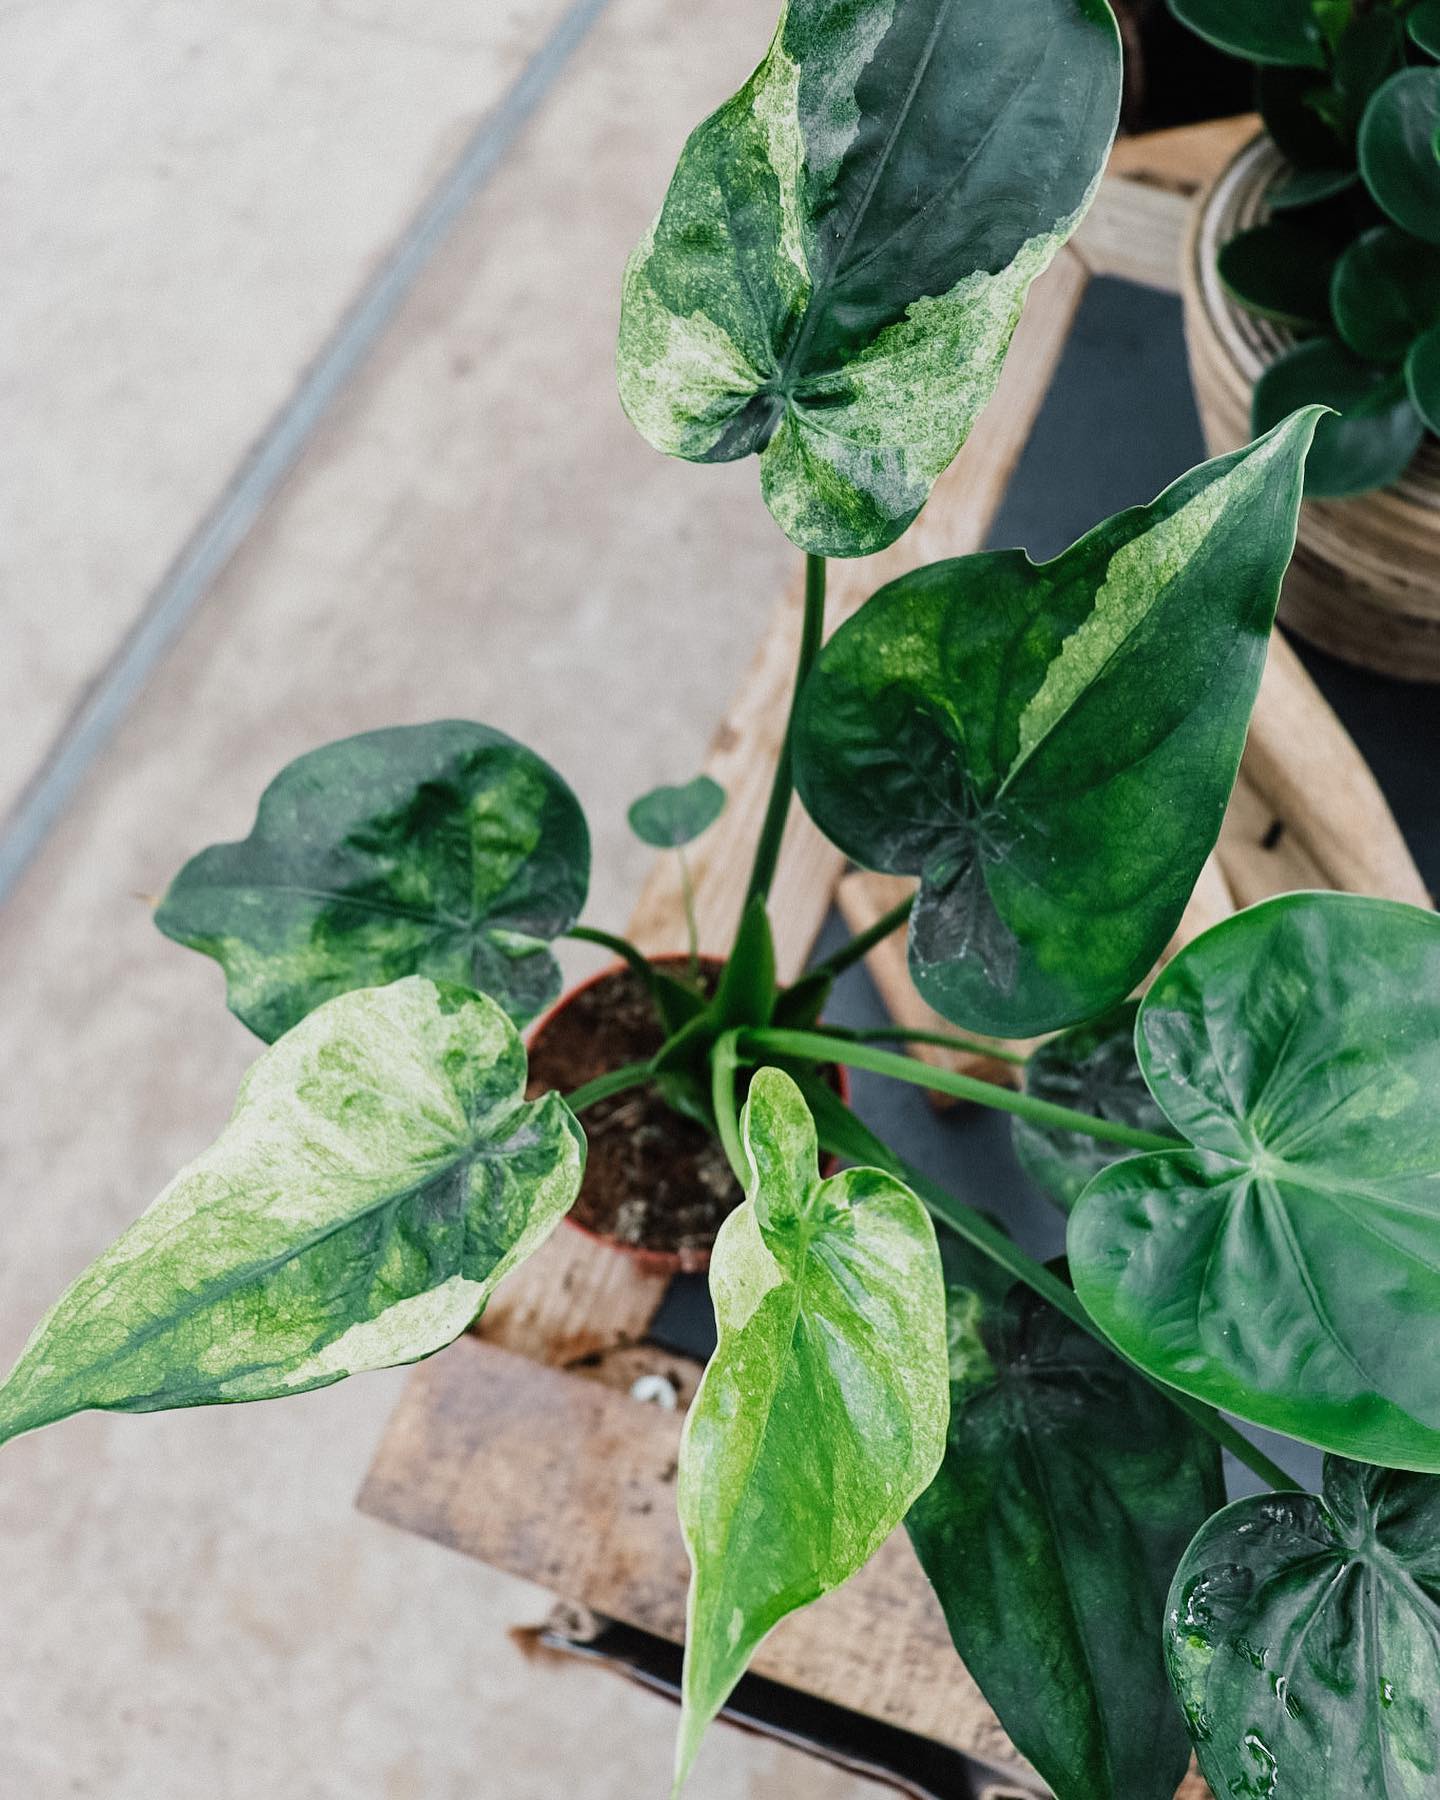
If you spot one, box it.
[675,1067,947,1786]
[618,0,1121,557]
[1012,1002,1168,1213]
[156,721,589,1040]
[0,979,584,1447]
[627,775,726,848]
[1069,892,1440,1472]
[1167,0,1325,67]
[908,1269,1224,1800]
[791,412,1320,1037]
[1359,68,1440,245]
[1167,1458,1440,1800]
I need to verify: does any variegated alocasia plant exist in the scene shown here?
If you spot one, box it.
[5,2,1435,1796]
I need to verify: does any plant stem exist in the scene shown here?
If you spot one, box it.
[710,1031,748,1185]
[801,892,914,983]
[566,925,660,985]
[821,1023,1029,1066]
[811,1106,1299,1494]
[566,1062,655,1113]
[740,552,827,912]
[678,849,700,982]
[745,1029,1182,1154]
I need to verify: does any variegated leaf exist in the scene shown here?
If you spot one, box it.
[792,411,1321,1036]
[157,721,589,1040]
[0,978,584,1446]
[674,1068,947,1786]
[618,0,1121,557]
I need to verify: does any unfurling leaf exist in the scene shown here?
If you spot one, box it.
[1070,893,1440,1472]
[617,0,1120,557]
[157,721,589,1039]
[792,412,1320,1037]
[0,979,584,1447]
[1167,1458,1440,1799]
[908,1269,1223,1800]
[1012,1002,1167,1213]
[675,1067,946,1787]
[627,775,725,849]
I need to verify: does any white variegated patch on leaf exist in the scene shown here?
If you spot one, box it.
[0,978,584,1447]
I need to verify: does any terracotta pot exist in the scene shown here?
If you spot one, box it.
[1182,132,1440,682]
[528,955,848,1278]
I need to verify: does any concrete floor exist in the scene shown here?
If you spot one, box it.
[0,1,887,1794]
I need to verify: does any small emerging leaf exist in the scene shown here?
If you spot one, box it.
[157,721,589,1039]
[1012,1002,1167,1213]
[627,775,725,849]
[908,1269,1223,1800]
[1167,1458,1440,1799]
[792,412,1320,1037]
[675,1068,946,1786]
[1070,892,1440,1472]
[0,979,584,1447]
[618,0,1121,556]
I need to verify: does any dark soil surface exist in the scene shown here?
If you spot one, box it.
[527,961,740,1257]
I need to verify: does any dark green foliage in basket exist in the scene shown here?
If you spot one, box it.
[1172,0,1440,496]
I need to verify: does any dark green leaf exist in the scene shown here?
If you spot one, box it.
[1257,65,1350,170]
[0,979,585,1447]
[617,0,1121,557]
[1359,68,1440,244]
[1267,165,1359,211]
[1406,319,1440,432]
[1412,0,1440,60]
[627,775,726,849]
[1167,0,1324,67]
[1012,1002,1167,1213]
[791,413,1320,1037]
[1069,892,1440,1472]
[1253,337,1424,495]
[1167,1457,1440,1799]
[156,722,589,1039]
[908,1277,1223,1800]
[675,1068,946,1784]
[1218,222,1336,328]
[1332,12,1406,137]
[1331,225,1440,362]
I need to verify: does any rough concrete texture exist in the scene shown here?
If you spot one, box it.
[0,0,887,1793]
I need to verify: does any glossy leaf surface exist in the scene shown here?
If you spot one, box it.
[1413,0,1440,59]
[1167,0,1323,67]
[617,0,1121,556]
[1360,69,1440,245]
[1218,222,1335,329]
[1167,1458,1440,1799]
[627,775,726,848]
[908,1275,1223,1800]
[1012,1002,1167,1212]
[1406,320,1440,433]
[1253,339,1423,497]
[1070,893,1440,1471]
[0,979,585,1446]
[792,413,1319,1037]
[157,722,589,1039]
[1331,225,1440,363]
[675,1068,946,1785]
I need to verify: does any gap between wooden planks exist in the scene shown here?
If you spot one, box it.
[361,123,1423,1800]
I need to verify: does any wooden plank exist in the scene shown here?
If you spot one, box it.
[361,1336,1041,1785]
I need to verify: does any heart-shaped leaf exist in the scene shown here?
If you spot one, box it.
[1360,68,1440,245]
[675,1067,946,1786]
[908,1271,1223,1800]
[791,412,1320,1037]
[617,0,1121,557]
[157,721,589,1039]
[1166,1457,1440,1799]
[1168,0,1324,68]
[1012,1003,1167,1213]
[1218,222,1337,329]
[1070,893,1440,1472]
[0,978,585,1447]
[1253,338,1424,497]
[627,775,726,849]
[1331,225,1440,364]
[1407,319,1440,433]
